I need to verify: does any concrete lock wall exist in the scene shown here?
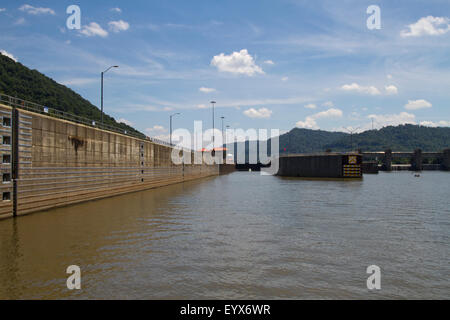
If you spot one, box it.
[277,154,363,178]
[278,154,344,178]
[0,104,218,219]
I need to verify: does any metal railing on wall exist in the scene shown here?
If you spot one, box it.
[0,93,175,148]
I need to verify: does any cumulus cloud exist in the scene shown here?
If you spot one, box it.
[80,22,109,37]
[199,87,216,93]
[401,16,450,37]
[0,50,18,62]
[404,99,432,110]
[385,85,398,95]
[304,103,317,109]
[145,125,167,134]
[19,4,55,15]
[118,118,133,126]
[14,17,26,25]
[111,7,122,13]
[108,20,130,33]
[322,101,334,107]
[211,49,264,76]
[368,112,416,128]
[60,78,96,86]
[341,83,381,95]
[243,107,272,119]
[419,120,450,127]
[281,76,289,82]
[296,108,343,129]
[264,60,274,65]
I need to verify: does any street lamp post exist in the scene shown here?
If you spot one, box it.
[101,65,119,126]
[210,101,216,148]
[170,113,180,146]
[220,116,225,147]
[343,127,360,151]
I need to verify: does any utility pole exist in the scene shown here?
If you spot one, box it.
[101,65,119,126]
[343,127,360,151]
[220,116,225,147]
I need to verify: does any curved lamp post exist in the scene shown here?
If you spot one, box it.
[101,65,119,126]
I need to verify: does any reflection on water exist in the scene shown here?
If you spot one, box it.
[0,171,449,299]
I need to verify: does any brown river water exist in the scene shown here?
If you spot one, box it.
[0,171,448,299]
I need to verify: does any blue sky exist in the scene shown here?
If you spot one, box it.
[1,0,450,141]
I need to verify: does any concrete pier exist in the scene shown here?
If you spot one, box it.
[411,149,423,171]
[277,153,362,178]
[443,149,450,171]
[382,149,392,171]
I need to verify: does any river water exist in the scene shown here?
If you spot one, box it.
[0,171,448,299]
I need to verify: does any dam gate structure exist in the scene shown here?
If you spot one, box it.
[0,94,218,219]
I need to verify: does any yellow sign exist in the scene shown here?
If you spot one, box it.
[348,155,357,164]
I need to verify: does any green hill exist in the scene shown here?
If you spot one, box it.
[277,124,450,153]
[0,54,144,138]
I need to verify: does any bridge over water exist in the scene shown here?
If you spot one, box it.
[362,149,450,171]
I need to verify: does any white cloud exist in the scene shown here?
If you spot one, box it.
[281,76,289,82]
[14,17,26,25]
[401,16,450,37]
[118,118,133,126]
[80,22,109,37]
[19,4,55,15]
[296,108,343,129]
[211,49,264,76]
[145,125,167,135]
[419,120,450,127]
[243,107,272,119]
[322,101,334,107]
[0,8,6,13]
[264,60,274,65]
[60,78,96,86]
[199,87,216,93]
[404,99,432,110]
[385,85,398,95]
[341,83,381,95]
[197,104,209,109]
[108,20,130,33]
[304,103,317,109]
[111,7,122,13]
[368,112,416,128]
[0,50,18,62]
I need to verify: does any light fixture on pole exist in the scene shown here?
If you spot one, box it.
[220,116,225,147]
[101,65,119,126]
[343,127,360,151]
[170,112,181,146]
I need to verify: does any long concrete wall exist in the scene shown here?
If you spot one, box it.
[0,104,218,219]
[277,153,362,178]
